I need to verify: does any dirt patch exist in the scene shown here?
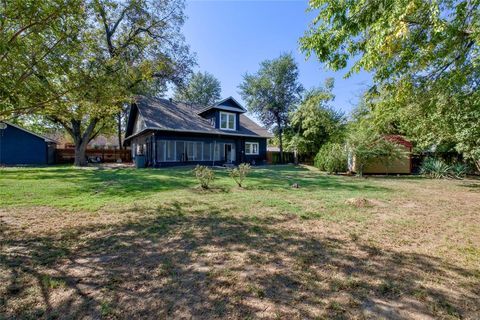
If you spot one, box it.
[345,197,375,207]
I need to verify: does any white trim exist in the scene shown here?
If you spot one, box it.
[245,142,259,155]
[219,111,236,131]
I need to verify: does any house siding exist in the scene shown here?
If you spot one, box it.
[129,130,267,167]
[0,124,51,165]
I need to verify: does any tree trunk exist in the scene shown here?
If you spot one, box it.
[69,118,99,167]
[74,141,88,166]
[117,112,123,150]
[278,126,284,164]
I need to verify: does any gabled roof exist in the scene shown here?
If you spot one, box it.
[197,96,247,115]
[124,96,272,142]
[1,121,56,143]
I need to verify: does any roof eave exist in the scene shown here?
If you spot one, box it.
[124,127,272,141]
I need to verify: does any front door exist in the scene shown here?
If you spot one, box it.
[224,143,235,163]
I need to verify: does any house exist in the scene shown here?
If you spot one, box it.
[0,122,56,165]
[349,135,413,174]
[123,96,272,167]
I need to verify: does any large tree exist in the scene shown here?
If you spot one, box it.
[239,53,303,163]
[1,0,194,166]
[174,71,221,106]
[0,0,83,118]
[286,78,345,157]
[300,0,479,168]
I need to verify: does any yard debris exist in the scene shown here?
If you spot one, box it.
[345,197,373,208]
[291,183,300,188]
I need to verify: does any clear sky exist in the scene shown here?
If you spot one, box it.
[180,0,373,115]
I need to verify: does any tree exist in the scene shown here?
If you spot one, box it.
[174,71,221,106]
[286,78,345,157]
[239,54,303,163]
[1,0,194,166]
[0,0,84,118]
[300,0,478,84]
[347,120,405,176]
[300,0,479,169]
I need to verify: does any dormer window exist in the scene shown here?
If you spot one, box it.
[220,112,236,130]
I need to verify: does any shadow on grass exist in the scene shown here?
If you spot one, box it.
[0,166,391,209]
[1,201,478,319]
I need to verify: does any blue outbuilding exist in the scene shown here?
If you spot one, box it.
[0,122,56,165]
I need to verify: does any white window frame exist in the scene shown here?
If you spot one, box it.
[219,112,236,131]
[245,142,259,155]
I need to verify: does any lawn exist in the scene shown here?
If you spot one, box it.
[1,165,479,319]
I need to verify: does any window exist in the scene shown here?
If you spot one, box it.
[203,143,212,161]
[176,141,185,161]
[220,112,236,130]
[245,142,259,155]
[166,141,175,161]
[156,140,165,162]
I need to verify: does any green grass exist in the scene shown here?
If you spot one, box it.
[1,165,479,319]
[0,165,392,216]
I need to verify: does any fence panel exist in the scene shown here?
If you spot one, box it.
[55,148,132,164]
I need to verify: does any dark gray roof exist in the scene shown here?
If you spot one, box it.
[128,96,272,139]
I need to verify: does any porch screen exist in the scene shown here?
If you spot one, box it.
[156,140,166,162]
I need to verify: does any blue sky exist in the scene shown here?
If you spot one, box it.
[180,0,373,115]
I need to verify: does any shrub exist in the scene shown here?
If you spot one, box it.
[229,163,252,187]
[420,158,451,179]
[314,142,347,174]
[451,163,468,179]
[193,165,215,189]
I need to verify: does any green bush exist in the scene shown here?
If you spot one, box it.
[193,165,215,189]
[450,163,468,179]
[314,142,348,174]
[420,158,451,179]
[229,163,252,187]
[420,158,470,179]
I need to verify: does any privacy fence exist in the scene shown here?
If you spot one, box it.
[55,148,132,164]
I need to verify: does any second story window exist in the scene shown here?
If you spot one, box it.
[220,112,236,130]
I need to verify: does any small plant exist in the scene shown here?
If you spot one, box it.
[451,162,468,179]
[420,158,451,179]
[193,165,215,189]
[229,163,251,187]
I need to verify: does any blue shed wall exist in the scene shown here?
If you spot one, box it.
[0,125,48,165]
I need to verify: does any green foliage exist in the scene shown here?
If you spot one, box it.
[420,158,451,179]
[286,80,345,157]
[421,158,469,179]
[239,53,303,162]
[301,0,479,170]
[301,0,478,83]
[314,143,347,174]
[193,165,215,189]
[229,163,252,188]
[0,0,84,119]
[347,122,405,176]
[451,163,468,179]
[174,71,221,106]
[1,0,194,166]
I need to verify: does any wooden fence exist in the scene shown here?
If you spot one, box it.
[55,148,132,164]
